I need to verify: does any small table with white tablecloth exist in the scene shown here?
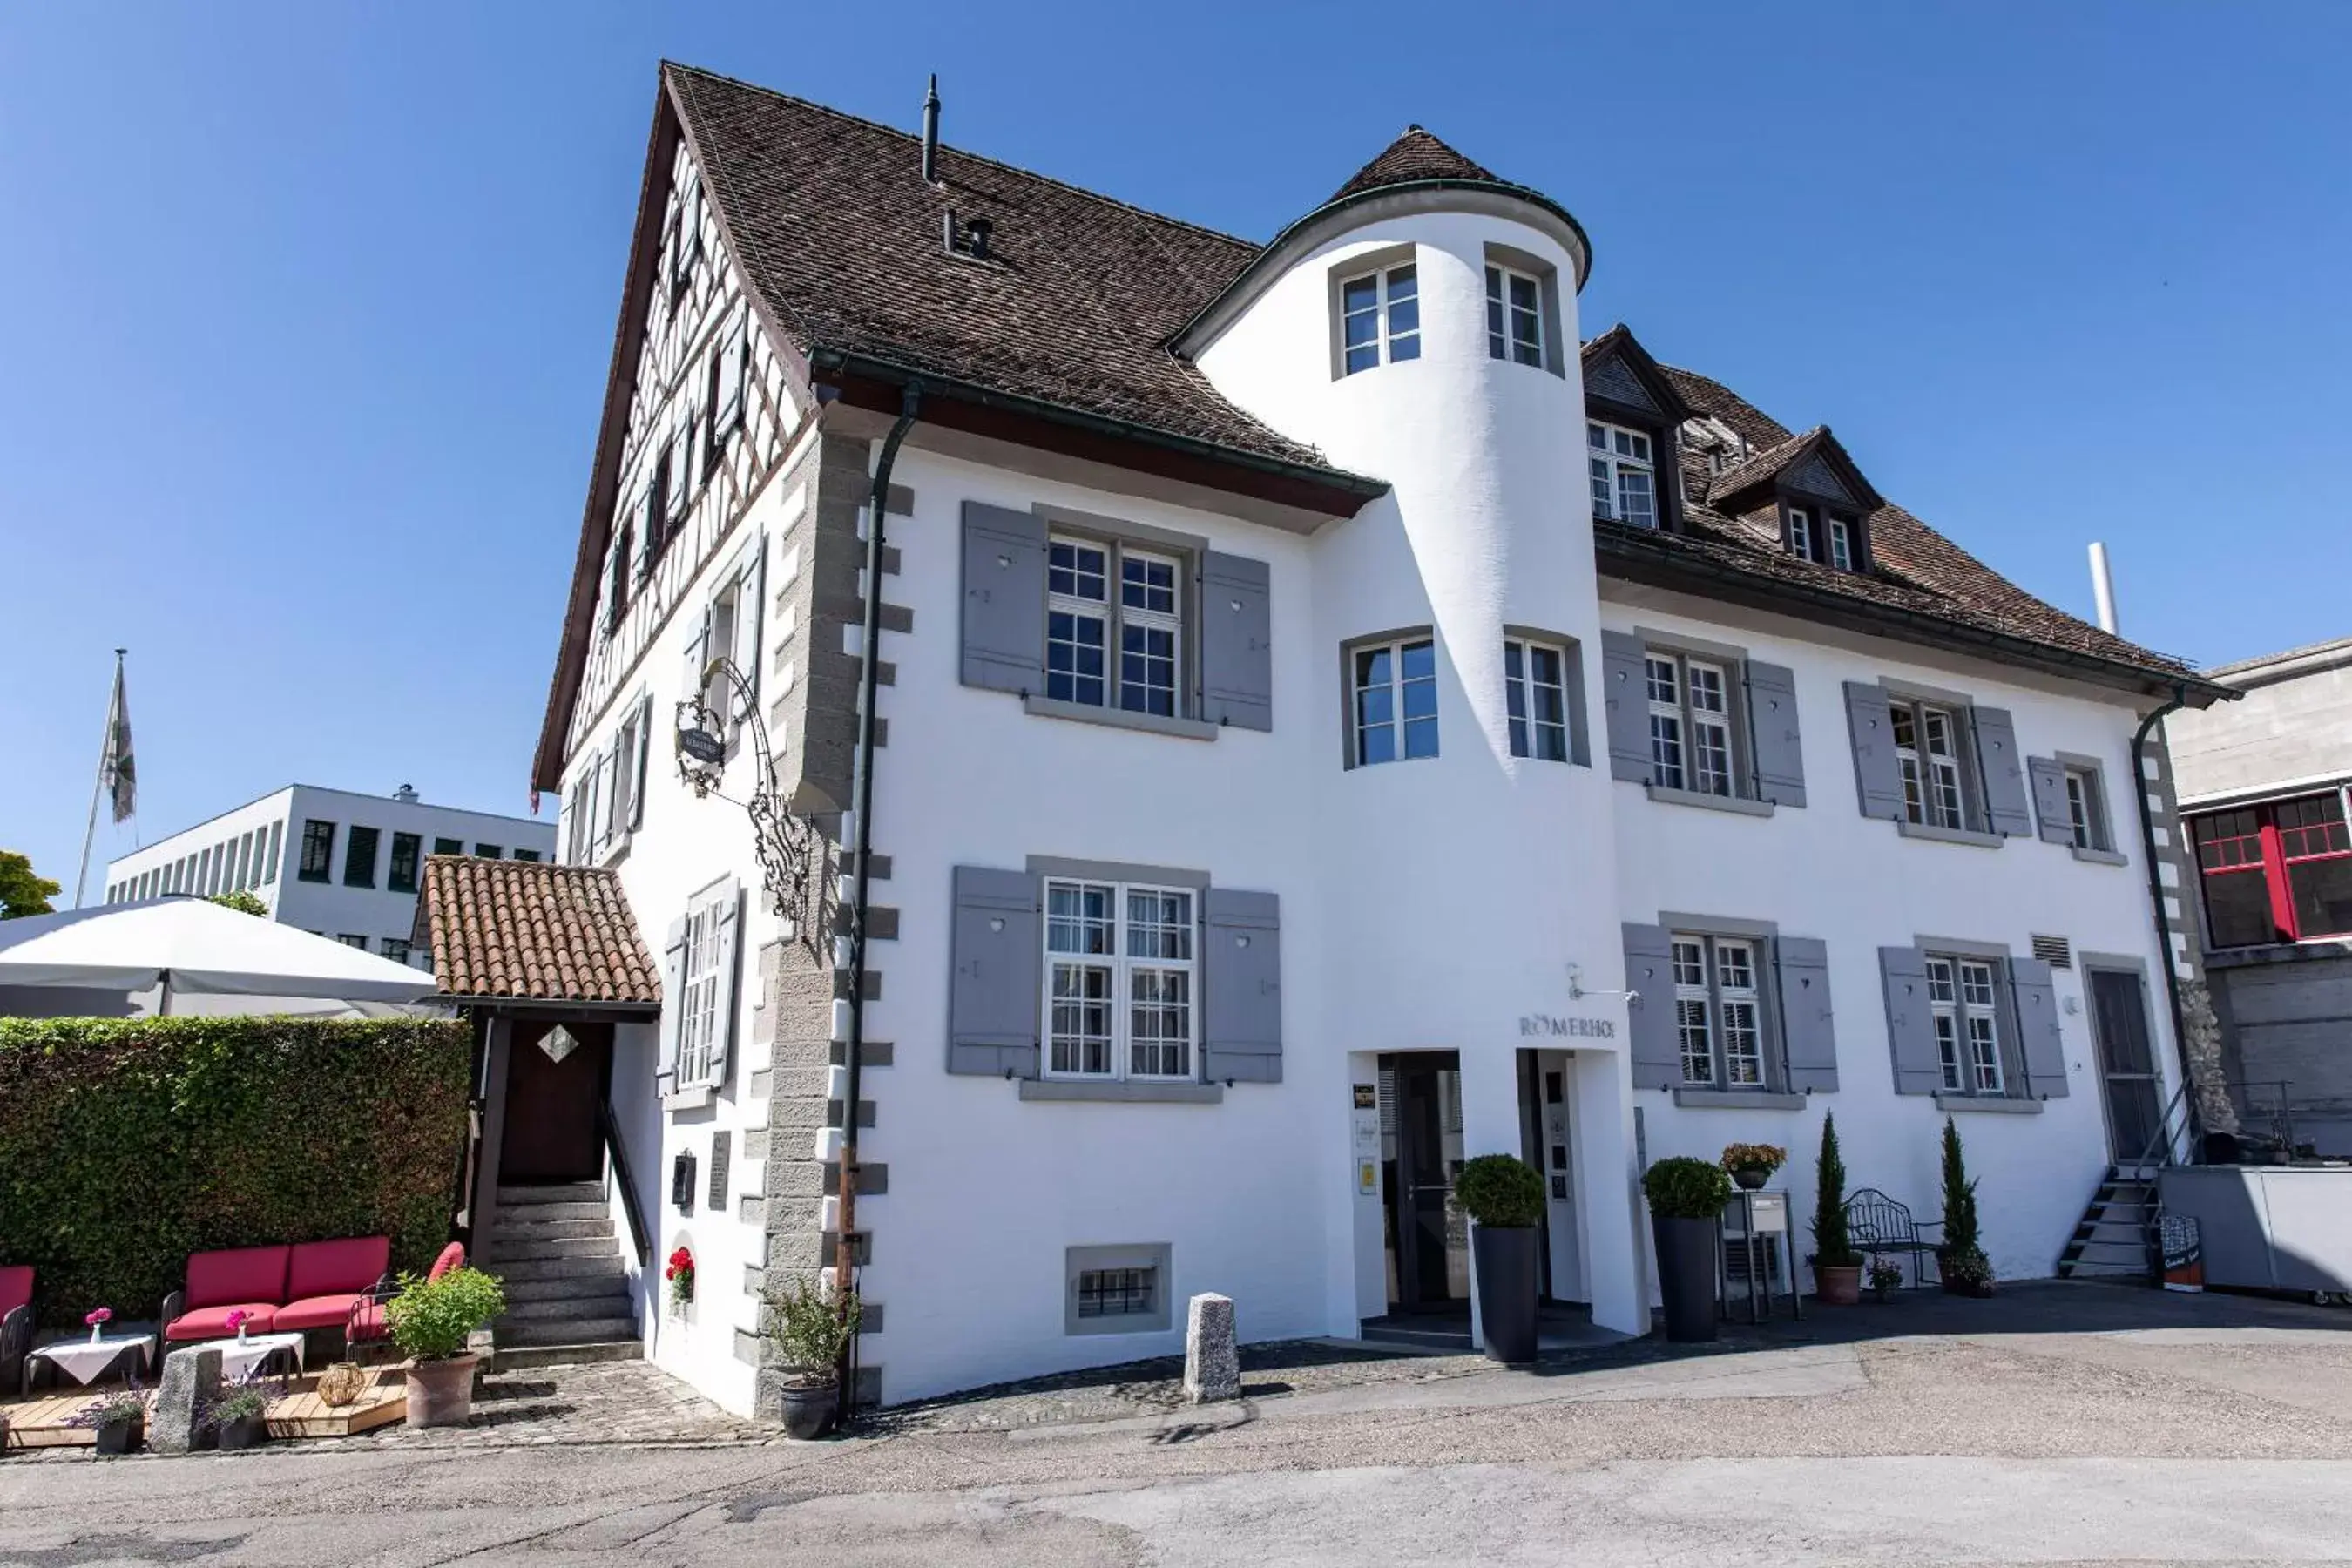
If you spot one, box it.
[195,1330,307,1382]
[25,1329,157,1393]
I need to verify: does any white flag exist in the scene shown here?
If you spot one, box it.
[101,659,136,823]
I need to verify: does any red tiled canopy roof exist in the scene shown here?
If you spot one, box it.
[416,856,659,1006]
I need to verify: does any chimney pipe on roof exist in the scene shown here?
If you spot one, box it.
[2088,541,2119,635]
[394,783,419,804]
[920,74,941,185]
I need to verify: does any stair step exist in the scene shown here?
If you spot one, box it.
[502,1293,637,1322]
[492,1200,611,1225]
[497,1183,605,1206]
[500,1315,639,1346]
[484,1234,622,1262]
[503,1270,630,1301]
[491,1254,632,1284]
[494,1338,643,1370]
[490,1216,616,1243]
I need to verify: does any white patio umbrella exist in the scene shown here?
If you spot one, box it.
[0,896,441,1010]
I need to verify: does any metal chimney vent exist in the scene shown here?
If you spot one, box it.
[393,783,419,803]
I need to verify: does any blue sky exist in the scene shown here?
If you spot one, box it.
[3,2,2347,899]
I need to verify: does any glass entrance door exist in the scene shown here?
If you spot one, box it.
[1382,1051,1468,1310]
[2088,968,2164,1161]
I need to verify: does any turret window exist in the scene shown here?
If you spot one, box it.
[1485,265,1544,366]
[1588,423,1655,527]
[1340,263,1420,375]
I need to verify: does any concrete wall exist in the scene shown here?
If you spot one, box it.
[2169,643,2352,806]
[2206,946,2352,1156]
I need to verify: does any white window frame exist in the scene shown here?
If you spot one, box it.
[1046,535,1187,718]
[1588,422,1656,526]
[1504,637,1571,763]
[1671,933,1767,1088]
[1645,650,1738,797]
[674,882,733,1089]
[1927,956,2005,1094]
[1351,635,1439,766]
[1485,264,1544,366]
[1788,507,1814,561]
[1892,701,1967,830]
[1828,516,1855,571]
[1042,879,1198,1083]
[2065,765,2105,850]
[1339,262,1421,375]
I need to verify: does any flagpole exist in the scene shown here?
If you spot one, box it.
[72,649,126,909]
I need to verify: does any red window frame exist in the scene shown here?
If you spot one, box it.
[2192,790,2352,947]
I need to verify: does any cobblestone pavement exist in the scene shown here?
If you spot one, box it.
[349,1358,778,1450]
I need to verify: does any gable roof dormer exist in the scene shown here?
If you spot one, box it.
[1707,424,1883,516]
[1579,324,1693,429]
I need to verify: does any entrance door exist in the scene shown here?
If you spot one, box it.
[2087,969,2164,1162]
[500,1020,612,1186]
[1381,1051,1468,1311]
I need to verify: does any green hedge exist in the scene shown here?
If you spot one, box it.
[0,1016,471,1327]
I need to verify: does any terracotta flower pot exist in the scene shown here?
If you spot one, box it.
[778,1377,838,1440]
[1815,1263,1862,1306]
[403,1353,481,1429]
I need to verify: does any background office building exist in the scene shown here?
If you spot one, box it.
[103,784,555,964]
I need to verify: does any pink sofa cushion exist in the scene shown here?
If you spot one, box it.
[0,1266,30,1320]
[287,1236,389,1301]
[186,1246,289,1311]
[275,1293,366,1332]
[347,1300,388,1342]
[166,1302,279,1342]
[427,1242,465,1281]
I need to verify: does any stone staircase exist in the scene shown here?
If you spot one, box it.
[482,1182,644,1369]
[2056,1165,2159,1280]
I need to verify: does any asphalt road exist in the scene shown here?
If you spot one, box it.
[9,1308,2352,1565]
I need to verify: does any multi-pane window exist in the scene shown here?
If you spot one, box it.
[1645,652,1734,796]
[1046,537,1183,718]
[1927,957,2004,1094]
[512,848,542,863]
[1353,638,1438,766]
[1828,517,1856,571]
[1788,508,1815,562]
[298,821,335,883]
[2194,792,2352,947]
[1504,639,1570,763]
[388,835,418,895]
[1076,1266,1158,1320]
[1484,265,1544,366]
[343,826,381,889]
[380,937,411,966]
[676,890,729,1086]
[1340,263,1421,375]
[1670,934,1766,1088]
[433,837,463,857]
[1890,702,1967,829]
[475,844,503,860]
[2064,767,2106,851]
[1588,423,1655,526]
[1043,880,1196,1081]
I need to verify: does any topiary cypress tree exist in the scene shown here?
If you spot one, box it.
[1810,1112,1857,1267]
[1940,1116,1981,1255]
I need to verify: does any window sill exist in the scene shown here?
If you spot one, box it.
[2071,846,2129,867]
[1896,821,2004,849]
[663,1085,715,1113]
[1932,1092,2044,1115]
[1022,695,1220,742]
[1646,785,1774,818]
[1673,1088,1806,1111]
[1018,1078,1224,1105]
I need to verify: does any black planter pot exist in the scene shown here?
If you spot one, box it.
[217,1413,265,1451]
[1652,1213,1720,1342]
[1471,1224,1539,1364]
[94,1418,140,1456]
[778,1379,838,1440]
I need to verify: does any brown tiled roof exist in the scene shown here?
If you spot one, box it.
[668,64,1339,472]
[1327,127,1501,202]
[417,856,659,1006]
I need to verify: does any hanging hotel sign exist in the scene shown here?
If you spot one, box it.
[1517,1013,1617,1040]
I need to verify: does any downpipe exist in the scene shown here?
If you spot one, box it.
[2132,683,2195,1159]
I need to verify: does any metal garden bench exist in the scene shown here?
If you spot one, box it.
[1844,1187,1943,1288]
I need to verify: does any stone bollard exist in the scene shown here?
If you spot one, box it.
[1183,1293,1240,1405]
[151,1345,223,1456]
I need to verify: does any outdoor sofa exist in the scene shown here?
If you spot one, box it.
[161,1237,391,1356]
[0,1266,31,1395]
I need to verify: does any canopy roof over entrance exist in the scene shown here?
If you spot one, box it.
[415,856,660,1010]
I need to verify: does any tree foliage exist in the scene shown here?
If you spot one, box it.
[1455,1153,1546,1227]
[0,849,60,918]
[206,890,268,917]
[1810,1112,1858,1266]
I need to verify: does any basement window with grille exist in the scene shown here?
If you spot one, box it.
[1064,1243,1172,1335]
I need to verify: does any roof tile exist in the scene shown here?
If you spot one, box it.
[417,856,660,1006]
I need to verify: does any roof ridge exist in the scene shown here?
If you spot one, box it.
[660,62,1263,253]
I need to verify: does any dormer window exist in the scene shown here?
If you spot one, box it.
[1485,265,1544,366]
[1828,517,1855,571]
[1340,262,1420,375]
[1588,422,1656,527]
[1788,507,1815,561]
[1788,504,1863,572]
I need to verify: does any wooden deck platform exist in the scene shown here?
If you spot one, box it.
[0,1369,408,1450]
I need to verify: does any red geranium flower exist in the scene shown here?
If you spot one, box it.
[666,1245,693,1281]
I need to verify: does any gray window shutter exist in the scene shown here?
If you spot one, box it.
[1843,682,1906,821]
[1775,936,1837,1092]
[2009,955,2069,1098]
[2027,755,2072,844]
[1601,631,1651,784]
[960,501,1048,693]
[1970,706,2032,837]
[732,538,767,727]
[1744,660,1805,807]
[711,880,743,1087]
[1878,946,1941,1095]
[1622,923,1679,1089]
[659,915,689,1076]
[1200,552,1273,731]
[948,866,1041,1076]
[682,604,712,708]
[630,696,653,829]
[1204,889,1282,1082]
[716,314,746,431]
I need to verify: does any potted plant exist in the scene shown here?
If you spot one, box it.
[203,1376,273,1451]
[1935,1117,1996,1297]
[1868,1258,1905,1303]
[1454,1153,1546,1363]
[1720,1142,1787,1191]
[761,1275,860,1439]
[84,1306,112,1344]
[666,1245,696,1314]
[1642,1155,1733,1342]
[72,1383,145,1455]
[385,1266,507,1429]
[1808,1112,1862,1304]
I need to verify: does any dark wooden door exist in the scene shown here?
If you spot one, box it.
[500,1020,612,1186]
[2088,969,2163,1162]
[1387,1053,1468,1310]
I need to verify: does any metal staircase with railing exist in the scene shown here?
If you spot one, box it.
[2056,1083,2192,1281]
